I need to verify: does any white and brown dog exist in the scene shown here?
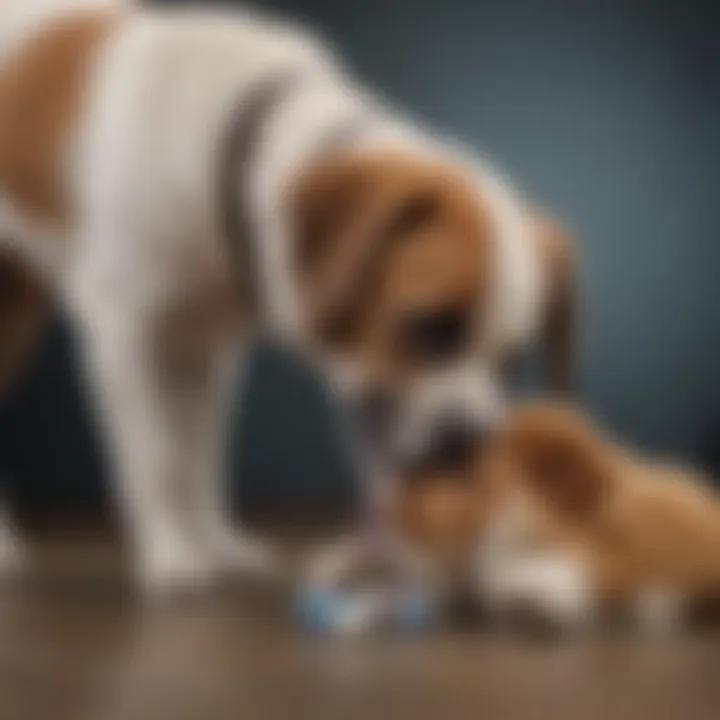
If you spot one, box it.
[0,0,576,593]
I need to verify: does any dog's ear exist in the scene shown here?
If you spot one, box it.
[509,406,612,521]
[532,214,577,394]
[288,153,441,345]
[0,249,48,395]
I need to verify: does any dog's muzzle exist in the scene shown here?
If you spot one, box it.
[351,389,486,473]
[344,363,500,474]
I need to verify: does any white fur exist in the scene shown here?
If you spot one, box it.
[482,553,594,630]
[475,508,594,629]
[480,558,687,633]
[395,360,505,457]
[0,3,546,592]
[475,509,689,633]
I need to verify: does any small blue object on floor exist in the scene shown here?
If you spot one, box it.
[294,587,346,634]
[294,586,435,635]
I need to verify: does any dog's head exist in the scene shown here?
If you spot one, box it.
[288,150,576,466]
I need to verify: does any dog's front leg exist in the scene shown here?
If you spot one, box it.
[78,307,230,594]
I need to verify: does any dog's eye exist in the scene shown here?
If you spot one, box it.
[397,307,471,363]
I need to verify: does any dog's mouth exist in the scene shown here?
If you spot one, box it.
[347,386,485,480]
[409,417,483,474]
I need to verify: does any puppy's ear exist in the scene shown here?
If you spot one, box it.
[288,153,440,345]
[532,214,577,394]
[510,407,612,521]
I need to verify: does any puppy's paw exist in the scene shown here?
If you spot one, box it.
[486,555,594,634]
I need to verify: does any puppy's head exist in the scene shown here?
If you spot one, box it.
[390,403,614,569]
[288,150,577,464]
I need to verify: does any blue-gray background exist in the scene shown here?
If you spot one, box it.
[2,0,720,519]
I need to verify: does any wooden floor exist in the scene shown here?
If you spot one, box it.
[3,535,720,720]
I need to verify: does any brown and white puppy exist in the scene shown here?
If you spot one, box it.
[393,403,720,631]
[0,1,576,592]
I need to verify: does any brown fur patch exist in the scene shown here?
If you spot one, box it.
[0,249,48,395]
[290,150,492,382]
[498,402,613,520]
[0,10,121,227]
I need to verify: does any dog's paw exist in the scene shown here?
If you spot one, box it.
[138,536,217,597]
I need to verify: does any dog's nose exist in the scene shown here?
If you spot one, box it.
[423,415,485,471]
